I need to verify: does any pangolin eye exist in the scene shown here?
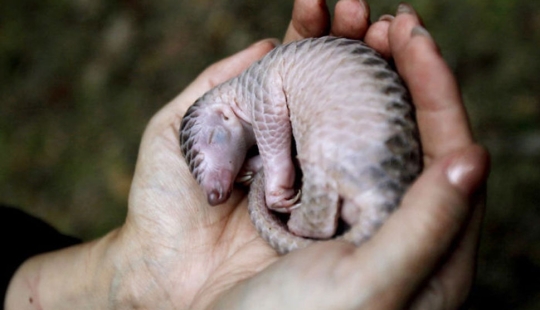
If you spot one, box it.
[208,127,229,144]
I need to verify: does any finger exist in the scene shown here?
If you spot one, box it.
[349,145,489,308]
[389,4,473,163]
[166,38,279,115]
[364,15,393,59]
[330,0,370,40]
[409,188,487,309]
[283,0,330,43]
[389,3,424,53]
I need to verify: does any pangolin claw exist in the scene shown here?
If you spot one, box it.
[235,171,255,185]
[269,190,302,213]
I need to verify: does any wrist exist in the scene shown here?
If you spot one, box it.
[5,229,120,310]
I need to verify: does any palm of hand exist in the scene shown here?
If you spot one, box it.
[118,55,280,307]
[120,40,375,309]
[117,1,376,305]
[125,113,365,308]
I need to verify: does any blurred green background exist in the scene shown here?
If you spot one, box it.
[1,0,539,308]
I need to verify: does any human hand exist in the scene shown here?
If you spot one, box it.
[5,1,489,309]
[209,2,489,309]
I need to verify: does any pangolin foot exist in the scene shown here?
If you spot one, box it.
[268,190,302,213]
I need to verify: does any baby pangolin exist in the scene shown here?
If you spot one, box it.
[180,36,422,254]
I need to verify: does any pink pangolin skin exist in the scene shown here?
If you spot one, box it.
[180,36,421,254]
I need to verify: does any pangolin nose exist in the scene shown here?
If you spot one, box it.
[207,189,226,206]
[204,169,234,206]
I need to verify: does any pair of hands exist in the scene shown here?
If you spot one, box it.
[6,1,489,309]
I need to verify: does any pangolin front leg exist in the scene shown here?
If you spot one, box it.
[250,70,300,212]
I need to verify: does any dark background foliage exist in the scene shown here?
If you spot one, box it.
[1,0,539,308]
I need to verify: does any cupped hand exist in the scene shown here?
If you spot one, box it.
[4,2,489,309]
[112,1,489,309]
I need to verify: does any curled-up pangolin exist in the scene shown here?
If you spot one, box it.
[179,36,422,254]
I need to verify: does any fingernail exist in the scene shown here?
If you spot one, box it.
[397,2,414,15]
[411,25,432,39]
[446,146,490,196]
[410,26,441,54]
[447,160,475,193]
[251,38,281,48]
[358,0,370,19]
[378,14,395,22]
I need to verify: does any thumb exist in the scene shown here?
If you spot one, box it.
[353,144,489,308]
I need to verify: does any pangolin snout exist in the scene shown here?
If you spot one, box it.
[208,189,228,206]
[204,169,234,206]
